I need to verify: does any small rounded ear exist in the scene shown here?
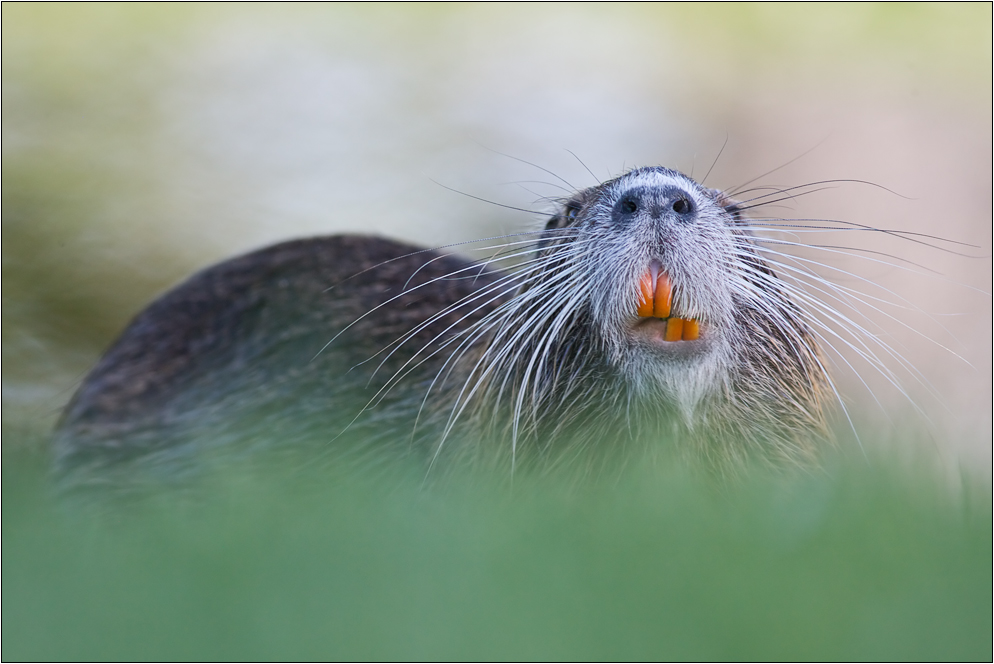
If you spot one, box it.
[546,200,582,230]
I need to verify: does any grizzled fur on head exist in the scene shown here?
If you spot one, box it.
[447,166,829,467]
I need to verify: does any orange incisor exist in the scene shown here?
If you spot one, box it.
[682,318,699,341]
[636,268,699,341]
[637,272,655,318]
[653,272,671,318]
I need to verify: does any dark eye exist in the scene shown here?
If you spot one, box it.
[620,198,637,214]
[672,198,690,214]
[565,202,581,220]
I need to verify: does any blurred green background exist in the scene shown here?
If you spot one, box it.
[3,4,991,660]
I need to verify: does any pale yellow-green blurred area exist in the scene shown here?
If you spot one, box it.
[3,4,991,470]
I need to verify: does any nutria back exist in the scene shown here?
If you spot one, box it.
[55,235,508,485]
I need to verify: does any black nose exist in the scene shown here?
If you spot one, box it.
[613,185,696,224]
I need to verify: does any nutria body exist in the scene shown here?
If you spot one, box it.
[54,166,830,487]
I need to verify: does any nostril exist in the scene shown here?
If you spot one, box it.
[672,198,690,214]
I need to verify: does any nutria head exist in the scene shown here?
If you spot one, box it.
[448,167,829,466]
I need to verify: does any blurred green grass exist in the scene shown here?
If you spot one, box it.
[3,442,990,661]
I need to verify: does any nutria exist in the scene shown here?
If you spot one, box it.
[53,166,830,487]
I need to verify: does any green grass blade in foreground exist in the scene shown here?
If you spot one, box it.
[2,444,990,661]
